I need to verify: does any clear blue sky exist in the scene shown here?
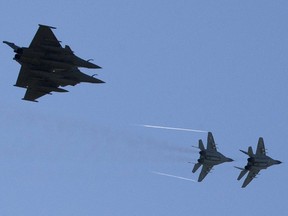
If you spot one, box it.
[1,1,287,216]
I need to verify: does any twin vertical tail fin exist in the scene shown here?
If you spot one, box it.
[198,139,205,151]
[192,139,205,173]
[240,146,254,157]
[191,140,205,173]
[247,147,253,157]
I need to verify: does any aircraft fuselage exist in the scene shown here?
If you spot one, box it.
[13,47,99,69]
[199,151,225,165]
[245,156,281,170]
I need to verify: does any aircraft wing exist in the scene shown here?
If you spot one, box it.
[207,132,217,152]
[22,77,71,102]
[23,86,50,102]
[198,164,213,182]
[15,65,31,88]
[14,65,57,102]
[29,24,61,49]
[15,65,63,102]
[242,169,260,188]
[256,137,266,156]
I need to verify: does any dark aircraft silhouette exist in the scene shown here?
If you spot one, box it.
[3,24,104,102]
[236,137,282,188]
[192,132,233,182]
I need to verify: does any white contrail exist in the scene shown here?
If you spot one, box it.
[151,171,197,182]
[139,124,208,133]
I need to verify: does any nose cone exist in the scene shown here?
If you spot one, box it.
[83,61,101,69]
[226,157,234,162]
[275,160,282,164]
[74,56,102,69]
[89,63,102,69]
[90,77,105,84]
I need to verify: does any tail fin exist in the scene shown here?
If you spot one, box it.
[3,41,19,51]
[247,146,253,157]
[240,146,254,157]
[198,139,205,151]
[192,163,201,173]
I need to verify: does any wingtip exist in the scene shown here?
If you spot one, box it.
[38,24,57,29]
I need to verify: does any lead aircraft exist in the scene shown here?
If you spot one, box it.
[3,24,104,102]
[236,137,282,188]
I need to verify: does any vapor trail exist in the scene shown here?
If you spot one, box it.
[139,124,208,133]
[151,171,196,182]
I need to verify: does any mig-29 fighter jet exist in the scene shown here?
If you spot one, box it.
[192,132,233,182]
[3,24,104,102]
[236,137,282,188]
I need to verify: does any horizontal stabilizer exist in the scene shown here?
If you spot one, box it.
[192,163,201,173]
[3,41,19,51]
[240,149,248,155]
[237,169,248,181]
[234,166,245,171]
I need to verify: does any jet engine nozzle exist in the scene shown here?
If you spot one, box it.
[14,54,21,60]
[199,150,206,156]
[245,165,251,170]
[198,158,204,163]
[15,48,23,54]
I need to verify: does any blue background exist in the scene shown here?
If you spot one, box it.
[0,1,287,215]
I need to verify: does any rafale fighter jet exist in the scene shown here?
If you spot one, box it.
[236,137,281,188]
[192,132,233,182]
[3,24,104,102]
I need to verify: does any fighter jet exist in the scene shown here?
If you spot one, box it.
[236,137,282,188]
[192,132,233,182]
[3,24,104,102]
